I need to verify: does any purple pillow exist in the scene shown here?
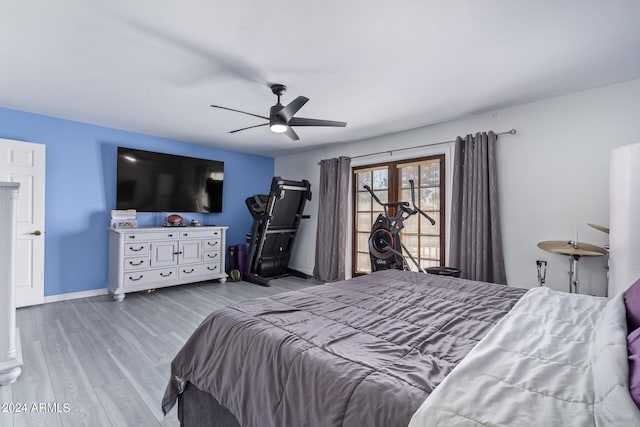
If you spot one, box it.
[624,278,640,331]
[628,327,640,409]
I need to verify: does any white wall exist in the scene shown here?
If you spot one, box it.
[276,78,640,296]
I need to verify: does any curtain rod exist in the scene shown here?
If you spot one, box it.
[317,129,517,164]
[349,128,517,161]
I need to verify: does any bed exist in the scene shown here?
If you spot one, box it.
[162,269,640,426]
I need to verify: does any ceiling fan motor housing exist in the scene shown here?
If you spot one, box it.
[269,104,287,132]
[270,83,287,96]
[269,105,286,127]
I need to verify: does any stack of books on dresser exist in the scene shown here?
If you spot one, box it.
[110,210,137,228]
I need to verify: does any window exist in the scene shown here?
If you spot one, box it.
[352,155,445,275]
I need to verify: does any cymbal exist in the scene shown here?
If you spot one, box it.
[537,240,607,257]
[587,223,610,234]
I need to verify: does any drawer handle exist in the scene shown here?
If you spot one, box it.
[168,234,173,237]
[183,233,188,237]
[129,275,143,281]
[129,260,144,266]
[208,241,218,246]
[207,253,218,259]
[173,251,183,255]
[128,235,135,239]
[160,271,173,277]
[183,268,194,274]
[207,266,217,271]
[130,246,145,252]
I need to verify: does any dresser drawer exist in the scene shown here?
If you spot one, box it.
[178,263,218,279]
[123,256,149,271]
[124,231,179,241]
[203,250,221,262]
[180,228,222,239]
[204,263,222,275]
[124,268,176,286]
[124,242,150,256]
[203,239,222,250]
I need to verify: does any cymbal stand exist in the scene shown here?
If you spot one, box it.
[568,252,580,294]
[536,260,547,287]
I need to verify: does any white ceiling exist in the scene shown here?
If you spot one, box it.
[1,1,640,157]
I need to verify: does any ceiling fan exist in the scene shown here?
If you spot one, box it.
[211,84,347,141]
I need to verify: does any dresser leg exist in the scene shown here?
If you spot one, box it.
[111,292,125,302]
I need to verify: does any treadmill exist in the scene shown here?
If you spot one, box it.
[244,177,312,286]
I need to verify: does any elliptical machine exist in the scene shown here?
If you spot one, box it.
[364,179,436,273]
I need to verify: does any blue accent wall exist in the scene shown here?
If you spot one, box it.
[0,107,274,296]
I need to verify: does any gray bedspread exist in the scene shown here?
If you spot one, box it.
[162,270,526,427]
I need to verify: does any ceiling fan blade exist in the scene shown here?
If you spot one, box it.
[285,127,300,141]
[288,117,347,127]
[229,123,269,134]
[124,19,268,85]
[277,96,309,122]
[210,105,269,120]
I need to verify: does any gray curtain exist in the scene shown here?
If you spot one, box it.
[450,131,507,284]
[314,156,351,281]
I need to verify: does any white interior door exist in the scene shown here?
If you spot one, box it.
[0,138,45,307]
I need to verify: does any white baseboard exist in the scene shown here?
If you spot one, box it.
[43,288,108,304]
[289,265,314,277]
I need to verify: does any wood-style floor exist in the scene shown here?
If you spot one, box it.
[0,276,321,427]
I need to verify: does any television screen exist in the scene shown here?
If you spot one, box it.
[116,147,224,213]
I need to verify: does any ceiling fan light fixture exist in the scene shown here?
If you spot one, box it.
[270,116,288,133]
[270,124,288,133]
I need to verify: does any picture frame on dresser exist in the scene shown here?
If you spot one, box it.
[107,226,228,301]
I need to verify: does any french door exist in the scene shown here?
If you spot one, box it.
[352,155,445,275]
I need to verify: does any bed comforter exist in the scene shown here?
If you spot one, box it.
[409,287,640,426]
[162,270,526,427]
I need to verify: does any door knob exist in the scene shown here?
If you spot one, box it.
[31,230,42,236]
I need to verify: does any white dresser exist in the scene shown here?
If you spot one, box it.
[107,226,228,301]
[0,182,22,385]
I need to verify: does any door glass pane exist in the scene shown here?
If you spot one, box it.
[372,169,388,190]
[357,232,369,252]
[420,211,440,234]
[420,161,440,186]
[357,213,372,231]
[358,173,371,189]
[357,191,371,211]
[420,188,440,210]
[420,235,440,259]
[372,190,388,204]
[400,166,419,188]
[403,215,418,234]
[400,189,411,204]
[357,253,371,273]
[404,235,419,257]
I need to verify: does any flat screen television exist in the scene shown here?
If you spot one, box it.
[116,147,224,213]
